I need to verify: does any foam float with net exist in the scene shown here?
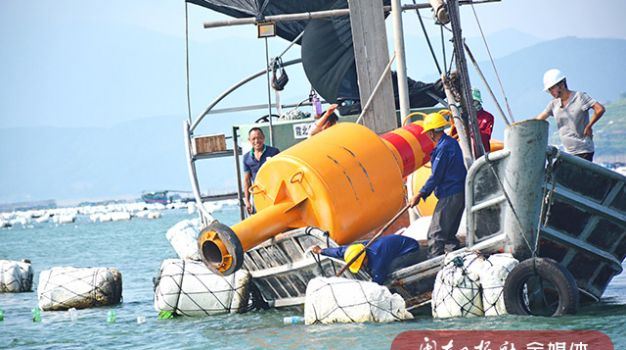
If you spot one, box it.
[432,252,519,318]
[432,252,486,318]
[304,277,413,325]
[153,259,251,316]
[37,267,122,311]
[479,253,519,316]
[0,259,33,293]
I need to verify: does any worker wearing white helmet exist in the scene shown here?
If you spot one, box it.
[535,68,605,161]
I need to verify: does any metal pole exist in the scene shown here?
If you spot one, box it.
[190,58,301,133]
[201,1,501,29]
[391,0,410,124]
[183,120,215,225]
[232,126,246,221]
[264,37,274,146]
[442,79,474,169]
[447,0,484,158]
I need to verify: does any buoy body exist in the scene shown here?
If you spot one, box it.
[199,122,434,275]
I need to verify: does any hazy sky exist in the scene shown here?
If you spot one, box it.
[1,0,625,129]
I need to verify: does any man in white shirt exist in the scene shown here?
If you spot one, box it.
[535,69,605,161]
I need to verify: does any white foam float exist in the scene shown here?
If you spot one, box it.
[432,252,487,318]
[153,259,251,316]
[166,219,202,260]
[304,277,413,325]
[0,259,33,293]
[37,267,123,311]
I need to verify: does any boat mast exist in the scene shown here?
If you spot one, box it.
[348,1,397,133]
[446,0,485,165]
[391,0,410,121]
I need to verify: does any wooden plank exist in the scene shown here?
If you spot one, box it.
[349,0,397,133]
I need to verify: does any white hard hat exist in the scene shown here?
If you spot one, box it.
[543,68,566,91]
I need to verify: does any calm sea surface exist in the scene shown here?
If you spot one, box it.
[1,206,625,349]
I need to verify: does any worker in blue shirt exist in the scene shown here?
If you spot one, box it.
[311,235,420,285]
[409,112,467,257]
[243,127,280,214]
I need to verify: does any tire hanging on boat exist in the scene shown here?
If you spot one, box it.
[503,257,579,316]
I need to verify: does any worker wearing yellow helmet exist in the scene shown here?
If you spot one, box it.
[311,234,420,284]
[409,112,467,257]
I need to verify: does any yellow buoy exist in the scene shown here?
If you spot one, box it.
[198,122,435,275]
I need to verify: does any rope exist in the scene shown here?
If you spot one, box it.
[535,149,559,255]
[326,232,338,276]
[355,53,396,125]
[412,2,442,75]
[469,2,515,122]
[440,25,446,74]
[172,259,185,315]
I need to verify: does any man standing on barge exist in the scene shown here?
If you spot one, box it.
[243,127,280,214]
[535,68,605,162]
[409,112,467,257]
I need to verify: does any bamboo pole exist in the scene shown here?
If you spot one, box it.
[335,205,409,277]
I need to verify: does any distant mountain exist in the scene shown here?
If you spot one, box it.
[0,115,251,204]
[2,36,626,204]
[464,29,542,60]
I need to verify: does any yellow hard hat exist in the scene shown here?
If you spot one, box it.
[422,112,450,134]
[343,244,366,274]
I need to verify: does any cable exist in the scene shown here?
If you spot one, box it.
[184,1,192,124]
[412,1,442,75]
[470,2,515,122]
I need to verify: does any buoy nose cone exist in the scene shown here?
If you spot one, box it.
[198,221,244,275]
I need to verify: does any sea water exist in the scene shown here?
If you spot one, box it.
[1,206,625,349]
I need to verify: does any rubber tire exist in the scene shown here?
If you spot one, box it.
[503,257,579,316]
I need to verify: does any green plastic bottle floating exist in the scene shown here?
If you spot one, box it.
[32,307,41,322]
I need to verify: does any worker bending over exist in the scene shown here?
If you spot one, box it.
[311,235,420,285]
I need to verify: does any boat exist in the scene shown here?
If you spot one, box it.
[141,190,193,205]
[141,191,170,205]
[182,0,626,317]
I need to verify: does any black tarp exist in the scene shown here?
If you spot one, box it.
[188,0,445,113]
